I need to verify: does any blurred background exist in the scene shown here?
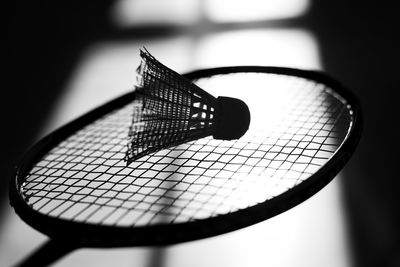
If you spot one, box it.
[3,1,399,266]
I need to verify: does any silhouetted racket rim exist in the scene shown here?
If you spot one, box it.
[10,66,362,247]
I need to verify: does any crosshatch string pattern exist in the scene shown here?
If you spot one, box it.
[21,72,353,227]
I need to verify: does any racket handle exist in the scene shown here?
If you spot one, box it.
[14,239,76,267]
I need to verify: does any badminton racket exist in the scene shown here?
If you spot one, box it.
[9,65,362,266]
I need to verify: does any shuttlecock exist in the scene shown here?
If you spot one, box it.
[125,48,250,165]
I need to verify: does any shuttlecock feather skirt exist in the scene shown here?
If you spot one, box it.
[125,49,250,165]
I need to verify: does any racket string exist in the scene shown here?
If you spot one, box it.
[21,73,353,226]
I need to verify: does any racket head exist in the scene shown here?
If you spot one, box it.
[9,66,362,248]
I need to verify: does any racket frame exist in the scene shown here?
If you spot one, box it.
[9,66,363,248]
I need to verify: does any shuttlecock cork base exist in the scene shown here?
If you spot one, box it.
[214,96,250,140]
[125,48,250,165]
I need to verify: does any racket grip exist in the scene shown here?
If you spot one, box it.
[14,240,76,267]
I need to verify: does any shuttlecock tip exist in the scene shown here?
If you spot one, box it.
[213,96,250,140]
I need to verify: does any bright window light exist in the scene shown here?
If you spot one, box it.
[204,0,310,22]
[111,0,201,26]
[194,29,321,69]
